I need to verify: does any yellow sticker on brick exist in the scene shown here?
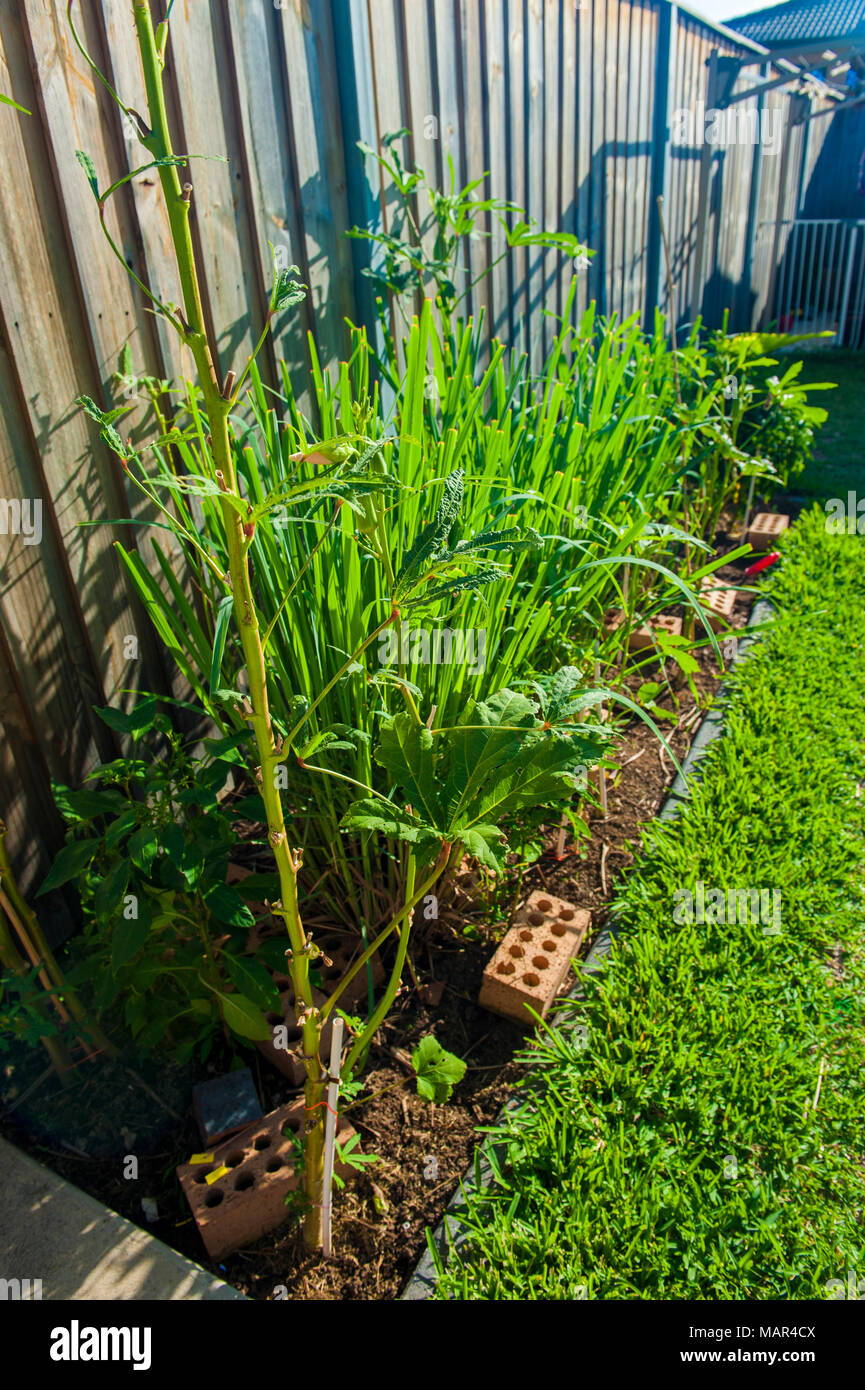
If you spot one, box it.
[189,1153,215,1165]
[205,1165,230,1185]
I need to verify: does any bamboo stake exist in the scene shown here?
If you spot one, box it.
[0,901,75,1080]
[0,820,115,1057]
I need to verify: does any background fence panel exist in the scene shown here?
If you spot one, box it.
[0,0,856,889]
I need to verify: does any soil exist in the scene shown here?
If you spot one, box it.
[0,529,761,1300]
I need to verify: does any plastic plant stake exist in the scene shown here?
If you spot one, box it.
[321,1015,345,1258]
[594,660,608,817]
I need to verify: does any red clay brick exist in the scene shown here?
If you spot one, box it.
[479,891,590,1025]
[177,1101,356,1260]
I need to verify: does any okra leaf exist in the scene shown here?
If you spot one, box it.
[412,1036,467,1104]
[394,469,464,596]
[340,798,442,857]
[451,525,543,557]
[401,563,506,610]
[460,824,507,872]
[272,268,307,312]
[373,714,443,828]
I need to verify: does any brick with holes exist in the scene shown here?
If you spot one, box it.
[177,1100,357,1260]
[604,610,683,652]
[261,933,384,1010]
[256,988,341,1086]
[255,943,385,1084]
[698,581,736,632]
[479,891,590,1025]
[747,512,788,552]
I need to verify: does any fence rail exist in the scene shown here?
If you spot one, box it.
[0,0,847,891]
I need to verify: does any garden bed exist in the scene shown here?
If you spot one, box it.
[1,542,760,1300]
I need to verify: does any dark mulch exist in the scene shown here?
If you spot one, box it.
[0,536,760,1300]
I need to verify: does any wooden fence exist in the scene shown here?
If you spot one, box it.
[0,0,844,892]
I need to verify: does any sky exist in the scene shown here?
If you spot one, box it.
[688,0,780,27]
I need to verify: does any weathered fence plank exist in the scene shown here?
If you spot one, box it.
[0,0,852,889]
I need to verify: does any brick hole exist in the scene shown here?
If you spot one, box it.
[551,922,566,937]
[532,956,549,970]
[518,929,533,941]
[204,1190,224,1208]
[528,912,545,926]
[253,1135,271,1151]
[523,972,540,987]
[282,1115,302,1134]
[536,898,552,912]
[508,944,524,959]
[496,960,515,975]
[193,1169,213,1185]
[234,1173,255,1192]
[542,939,556,952]
[559,908,575,921]
[224,1150,245,1168]
[266,1158,283,1173]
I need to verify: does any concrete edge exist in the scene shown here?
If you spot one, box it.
[0,1137,247,1301]
[400,597,775,1300]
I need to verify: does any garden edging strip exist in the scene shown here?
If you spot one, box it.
[401,595,775,1300]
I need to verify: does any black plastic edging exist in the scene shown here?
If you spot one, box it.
[400,596,775,1300]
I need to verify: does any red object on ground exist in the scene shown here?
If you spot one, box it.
[744,551,780,578]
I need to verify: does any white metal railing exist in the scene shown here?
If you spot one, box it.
[760,219,865,347]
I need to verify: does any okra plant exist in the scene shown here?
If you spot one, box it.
[65,0,569,1250]
[67,0,401,1246]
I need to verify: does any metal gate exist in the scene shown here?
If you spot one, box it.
[760,219,865,347]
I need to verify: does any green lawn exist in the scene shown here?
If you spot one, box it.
[796,350,865,501]
[434,509,865,1299]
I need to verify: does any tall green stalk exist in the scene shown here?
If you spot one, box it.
[129,0,326,1246]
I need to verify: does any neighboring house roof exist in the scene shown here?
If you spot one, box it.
[723,1,865,46]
